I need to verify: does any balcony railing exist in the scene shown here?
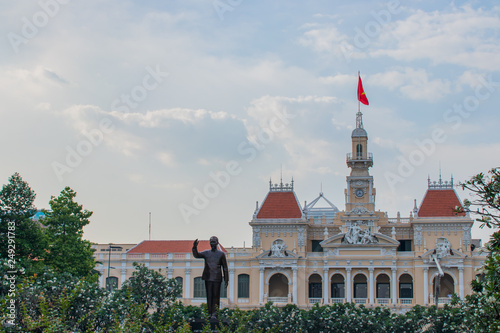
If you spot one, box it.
[346,152,373,162]
[354,298,367,304]
[399,298,413,305]
[268,297,288,303]
[376,298,390,305]
[331,298,344,304]
[309,298,322,304]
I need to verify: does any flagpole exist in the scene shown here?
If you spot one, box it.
[358,70,360,114]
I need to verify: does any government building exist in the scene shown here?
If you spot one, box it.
[93,110,486,311]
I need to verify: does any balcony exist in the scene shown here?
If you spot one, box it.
[309,298,322,305]
[399,298,413,305]
[354,298,367,304]
[376,298,390,305]
[330,298,345,304]
[268,297,288,303]
[346,152,373,163]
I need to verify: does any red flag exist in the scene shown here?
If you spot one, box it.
[357,76,369,105]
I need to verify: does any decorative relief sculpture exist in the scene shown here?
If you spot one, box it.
[297,227,305,247]
[253,227,261,247]
[435,238,452,258]
[342,222,378,244]
[269,239,288,257]
[415,226,423,246]
[347,206,373,216]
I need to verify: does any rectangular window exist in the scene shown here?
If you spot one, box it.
[377,283,390,298]
[332,283,345,298]
[400,283,413,298]
[238,274,250,298]
[311,240,323,252]
[354,283,367,299]
[193,277,206,298]
[397,240,412,252]
[309,283,322,298]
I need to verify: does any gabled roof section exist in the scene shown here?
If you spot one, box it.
[418,177,465,217]
[304,192,339,219]
[255,179,303,219]
[127,240,227,254]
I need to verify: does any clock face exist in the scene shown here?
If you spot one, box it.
[355,189,365,198]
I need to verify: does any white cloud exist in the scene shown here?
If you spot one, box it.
[156,151,176,167]
[298,25,349,58]
[319,74,355,86]
[371,6,500,70]
[368,68,451,101]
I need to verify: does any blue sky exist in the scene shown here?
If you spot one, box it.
[1,0,499,246]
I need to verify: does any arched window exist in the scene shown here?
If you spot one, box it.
[353,274,367,299]
[356,144,363,157]
[399,274,413,299]
[331,274,345,299]
[376,274,390,299]
[238,274,250,298]
[193,277,206,298]
[175,276,183,294]
[106,276,118,291]
[269,273,289,298]
[308,274,322,298]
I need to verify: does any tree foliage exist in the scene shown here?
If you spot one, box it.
[461,167,500,228]
[41,186,96,278]
[459,167,500,332]
[0,172,46,277]
[118,262,181,313]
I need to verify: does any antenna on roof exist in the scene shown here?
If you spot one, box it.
[280,164,283,186]
[439,161,442,184]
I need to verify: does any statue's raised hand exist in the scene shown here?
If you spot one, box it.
[193,239,199,248]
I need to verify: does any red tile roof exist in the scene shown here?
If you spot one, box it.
[256,191,302,219]
[418,189,466,217]
[127,240,227,254]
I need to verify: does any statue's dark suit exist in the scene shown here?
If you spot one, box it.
[192,237,228,318]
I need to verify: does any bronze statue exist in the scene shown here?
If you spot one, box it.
[192,236,229,319]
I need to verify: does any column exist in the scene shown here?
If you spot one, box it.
[121,267,126,287]
[391,268,397,305]
[323,268,329,304]
[423,267,429,305]
[459,267,464,300]
[292,267,298,304]
[98,268,104,288]
[369,267,374,304]
[259,267,265,304]
[229,268,235,303]
[346,267,352,303]
[185,268,191,299]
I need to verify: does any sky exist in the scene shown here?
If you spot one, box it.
[1,0,499,247]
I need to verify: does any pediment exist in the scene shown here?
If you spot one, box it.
[256,249,299,259]
[421,248,467,259]
[320,233,400,248]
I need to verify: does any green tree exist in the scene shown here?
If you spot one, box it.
[460,167,500,332]
[461,167,500,228]
[41,187,96,278]
[118,263,181,313]
[0,172,46,277]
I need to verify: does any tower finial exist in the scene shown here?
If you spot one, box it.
[439,162,442,185]
[356,111,364,129]
[280,164,283,185]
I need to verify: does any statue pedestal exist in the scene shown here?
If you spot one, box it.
[190,318,228,332]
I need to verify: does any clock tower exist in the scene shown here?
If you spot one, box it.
[345,110,375,212]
